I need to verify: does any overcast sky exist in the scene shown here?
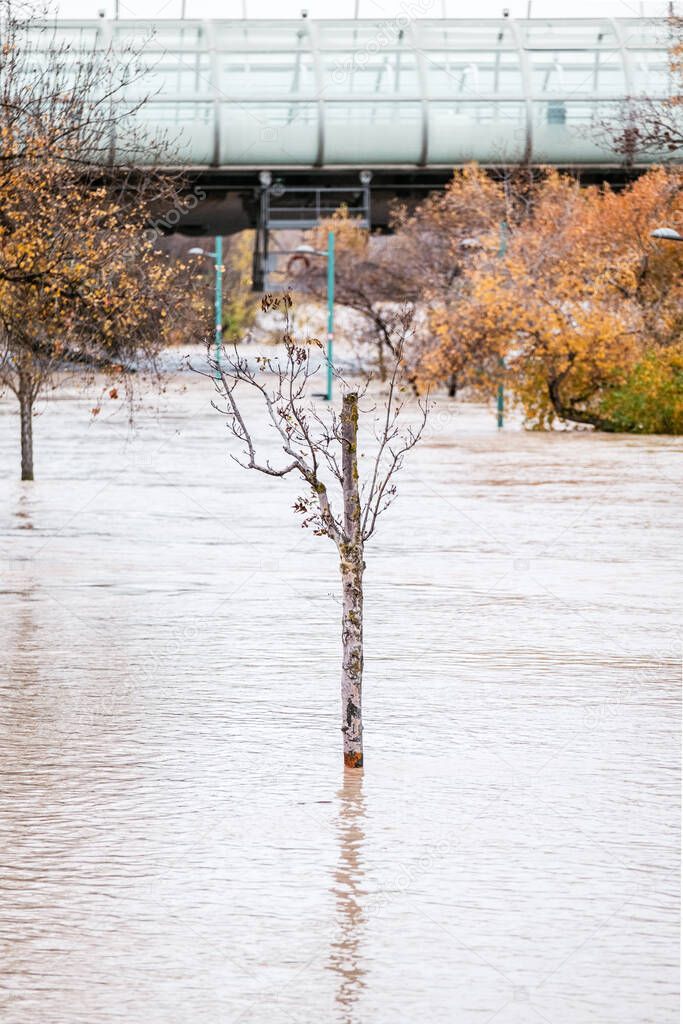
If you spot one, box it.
[54,0,673,22]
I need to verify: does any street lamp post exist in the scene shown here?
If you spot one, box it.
[189,239,223,378]
[287,231,336,402]
[214,236,223,375]
[496,220,508,430]
[326,230,335,402]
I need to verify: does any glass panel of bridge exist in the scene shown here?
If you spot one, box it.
[220,102,320,164]
[113,22,212,96]
[22,26,100,91]
[630,51,673,95]
[316,21,408,49]
[132,55,212,97]
[25,24,104,51]
[219,51,317,96]
[531,99,627,162]
[620,19,670,48]
[416,21,518,49]
[319,50,419,95]
[316,21,419,95]
[119,101,215,165]
[324,102,422,162]
[519,20,619,49]
[528,49,626,96]
[112,21,206,48]
[213,21,313,51]
[428,101,527,162]
[424,50,523,96]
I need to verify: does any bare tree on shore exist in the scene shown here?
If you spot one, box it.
[206,294,428,768]
[294,213,420,382]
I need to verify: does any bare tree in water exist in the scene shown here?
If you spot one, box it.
[208,294,427,768]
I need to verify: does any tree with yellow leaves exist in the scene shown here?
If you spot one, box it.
[438,167,683,432]
[221,232,259,343]
[392,164,521,397]
[0,152,207,478]
[0,3,210,478]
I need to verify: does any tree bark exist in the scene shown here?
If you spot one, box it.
[18,369,34,481]
[376,338,387,382]
[340,392,364,769]
[547,376,618,433]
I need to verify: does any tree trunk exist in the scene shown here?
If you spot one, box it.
[376,339,387,382]
[447,373,458,398]
[18,371,34,481]
[547,376,618,432]
[340,392,364,769]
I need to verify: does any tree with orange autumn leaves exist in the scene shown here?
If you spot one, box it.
[414,166,683,433]
[0,152,208,479]
[315,165,677,433]
[307,164,682,432]
[392,164,522,398]
[297,173,513,392]
[0,4,210,478]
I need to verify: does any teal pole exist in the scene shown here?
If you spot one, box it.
[496,221,508,430]
[496,373,505,430]
[214,235,223,379]
[326,230,335,402]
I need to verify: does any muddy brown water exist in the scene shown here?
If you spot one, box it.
[0,372,679,1023]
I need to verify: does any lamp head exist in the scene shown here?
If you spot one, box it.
[651,227,683,241]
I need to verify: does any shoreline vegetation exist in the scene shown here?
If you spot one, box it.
[179,165,683,438]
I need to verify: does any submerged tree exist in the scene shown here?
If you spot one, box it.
[460,167,683,431]
[0,152,205,478]
[0,2,210,478]
[208,294,427,768]
[408,164,683,432]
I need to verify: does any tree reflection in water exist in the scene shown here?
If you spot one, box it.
[328,769,367,1024]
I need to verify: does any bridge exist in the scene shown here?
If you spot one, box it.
[37,16,678,236]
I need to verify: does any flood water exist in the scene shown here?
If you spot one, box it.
[0,367,680,1024]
